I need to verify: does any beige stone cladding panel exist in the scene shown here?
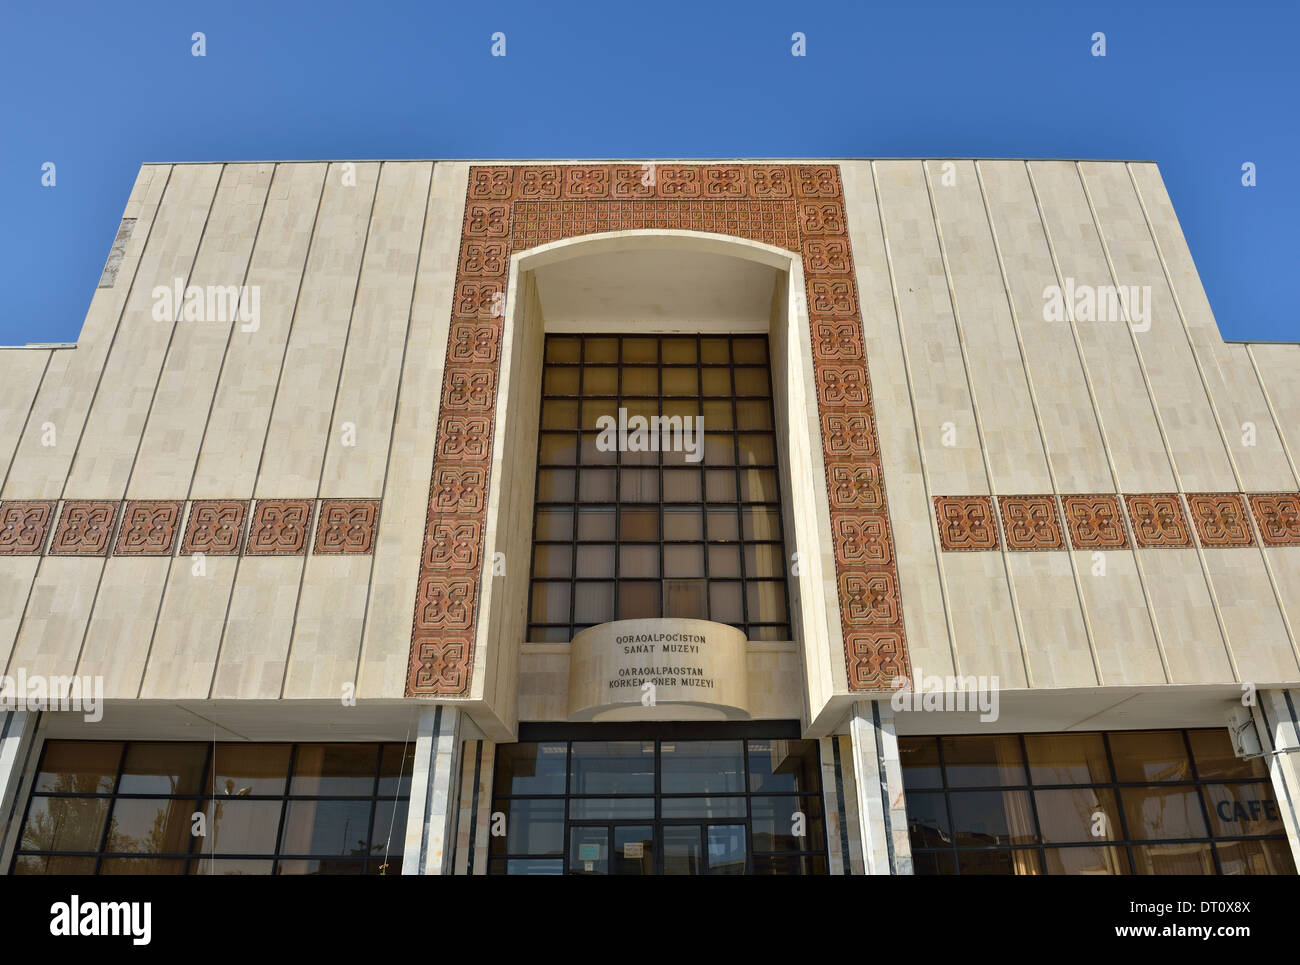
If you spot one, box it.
[285,163,433,701]
[1204,549,1298,684]
[1027,162,1175,493]
[189,163,328,497]
[63,164,223,497]
[1080,162,1237,492]
[74,558,172,696]
[1140,549,1234,683]
[1130,165,1296,492]
[923,160,1051,493]
[3,165,171,499]
[3,558,103,678]
[516,647,569,721]
[976,162,1114,493]
[208,556,305,699]
[1251,344,1300,474]
[870,161,985,495]
[1073,549,1167,685]
[138,556,240,699]
[1264,551,1300,679]
[254,162,380,497]
[0,558,41,673]
[357,163,468,700]
[842,163,954,681]
[744,645,803,720]
[126,163,274,498]
[925,160,1094,688]
[872,161,1024,686]
[0,350,52,485]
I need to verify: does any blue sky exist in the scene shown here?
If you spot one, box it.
[1,0,1295,344]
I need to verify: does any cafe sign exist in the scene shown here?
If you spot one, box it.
[567,618,750,721]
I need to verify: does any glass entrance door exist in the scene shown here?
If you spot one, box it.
[568,822,747,874]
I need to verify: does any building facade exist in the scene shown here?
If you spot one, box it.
[0,158,1297,875]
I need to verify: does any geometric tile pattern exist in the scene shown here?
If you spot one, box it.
[933,496,1000,552]
[49,501,119,556]
[409,162,912,696]
[997,495,1065,551]
[1060,494,1130,550]
[0,501,55,556]
[1123,494,1193,549]
[113,500,184,556]
[1248,493,1300,547]
[313,499,381,555]
[181,500,248,556]
[246,499,315,556]
[1185,493,1255,548]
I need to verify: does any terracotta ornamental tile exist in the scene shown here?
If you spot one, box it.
[934,496,1000,552]
[0,501,56,555]
[1248,493,1300,547]
[1124,494,1193,549]
[314,500,381,555]
[246,499,314,556]
[113,500,184,556]
[181,500,248,556]
[50,501,119,556]
[1186,492,1255,548]
[1060,494,1130,550]
[409,163,913,696]
[997,495,1065,552]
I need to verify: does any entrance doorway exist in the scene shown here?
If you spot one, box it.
[489,723,828,875]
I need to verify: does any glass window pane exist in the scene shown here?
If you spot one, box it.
[1188,729,1267,780]
[580,431,617,464]
[663,580,707,619]
[742,508,782,540]
[280,800,373,857]
[751,795,824,852]
[735,400,773,430]
[212,744,291,797]
[579,468,616,501]
[290,744,378,796]
[745,544,785,578]
[661,338,696,364]
[664,544,704,578]
[543,367,579,395]
[701,368,732,397]
[733,368,770,396]
[190,857,274,875]
[707,544,741,578]
[617,580,660,619]
[532,544,572,579]
[662,506,702,541]
[707,508,740,542]
[709,581,743,624]
[493,742,567,795]
[948,790,1038,846]
[99,857,187,875]
[958,849,1042,875]
[534,508,573,540]
[530,582,569,623]
[751,854,827,875]
[1215,838,1297,875]
[705,469,737,502]
[663,368,698,396]
[613,826,655,875]
[378,744,415,798]
[622,366,657,394]
[940,736,1027,787]
[622,338,657,363]
[12,855,98,875]
[1033,788,1121,844]
[1119,785,1208,840]
[706,825,748,874]
[662,469,701,502]
[584,337,617,363]
[20,797,110,852]
[576,507,615,541]
[573,583,614,624]
[541,399,578,428]
[34,741,123,794]
[581,400,615,431]
[537,432,578,465]
[703,434,735,466]
[619,545,658,579]
[620,468,658,502]
[105,798,197,854]
[1201,783,1286,837]
[210,800,283,854]
[492,798,564,856]
[569,826,609,875]
[619,508,658,541]
[545,337,580,363]
[663,826,702,875]
[733,338,768,364]
[1024,733,1111,785]
[899,737,943,789]
[574,545,613,579]
[115,743,207,796]
[1109,731,1192,783]
[700,338,729,364]
[1130,842,1215,875]
[748,739,820,793]
[582,367,617,396]
[660,740,744,793]
[702,399,733,429]
[568,798,656,820]
[536,469,575,502]
[746,581,788,623]
[660,797,748,819]
[739,469,779,502]
[569,742,654,795]
[1042,846,1130,875]
[276,859,367,875]
[737,434,777,466]
[904,791,952,850]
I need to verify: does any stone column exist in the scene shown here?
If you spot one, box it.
[0,711,40,870]
[1253,687,1300,869]
[453,739,496,875]
[402,705,463,875]
[847,699,913,875]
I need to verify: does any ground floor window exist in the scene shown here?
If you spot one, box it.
[11,740,414,875]
[900,728,1294,875]
[490,724,826,874]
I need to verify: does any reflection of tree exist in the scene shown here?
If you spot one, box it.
[21,773,109,852]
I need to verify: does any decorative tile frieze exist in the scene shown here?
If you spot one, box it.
[997,495,1065,552]
[1185,493,1255,548]
[314,500,381,555]
[50,501,119,556]
[246,499,315,556]
[113,500,183,556]
[0,501,55,556]
[934,496,1000,552]
[1124,494,1193,549]
[1249,493,1300,547]
[1060,494,1129,551]
[181,500,248,556]
[409,163,914,696]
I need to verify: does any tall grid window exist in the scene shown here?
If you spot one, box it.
[901,728,1295,875]
[528,334,792,643]
[11,740,414,875]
